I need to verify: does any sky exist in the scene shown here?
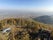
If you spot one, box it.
[0,0,53,12]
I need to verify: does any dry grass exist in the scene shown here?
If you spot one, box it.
[0,18,53,40]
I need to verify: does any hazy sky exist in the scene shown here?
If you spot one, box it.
[0,0,53,12]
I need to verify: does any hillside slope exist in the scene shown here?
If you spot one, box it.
[33,15,53,24]
[0,18,53,40]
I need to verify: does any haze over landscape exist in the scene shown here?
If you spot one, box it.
[0,0,53,17]
[0,0,53,40]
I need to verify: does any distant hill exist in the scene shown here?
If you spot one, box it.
[33,15,53,24]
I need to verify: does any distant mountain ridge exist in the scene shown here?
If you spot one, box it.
[33,15,53,24]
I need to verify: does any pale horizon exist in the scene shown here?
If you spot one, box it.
[0,0,53,15]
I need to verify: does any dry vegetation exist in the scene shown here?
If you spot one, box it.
[0,18,53,40]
